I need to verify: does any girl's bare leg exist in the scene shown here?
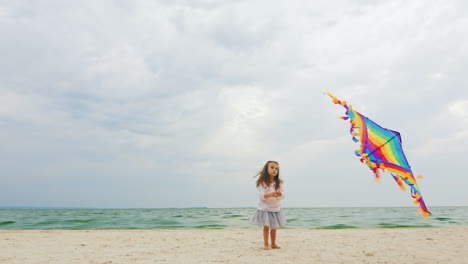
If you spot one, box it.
[270,229,281,249]
[263,226,270,250]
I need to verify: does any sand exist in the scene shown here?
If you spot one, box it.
[1,228,467,264]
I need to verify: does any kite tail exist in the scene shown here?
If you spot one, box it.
[391,172,431,219]
[363,157,430,218]
[409,182,431,219]
[418,197,431,219]
[391,173,406,191]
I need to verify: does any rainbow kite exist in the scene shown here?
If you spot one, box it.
[327,92,430,218]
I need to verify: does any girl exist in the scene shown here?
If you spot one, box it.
[249,160,286,250]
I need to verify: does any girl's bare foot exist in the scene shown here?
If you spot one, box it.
[271,244,281,249]
[263,245,270,250]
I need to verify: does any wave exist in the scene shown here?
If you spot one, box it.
[194,224,228,229]
[378,223,434,228]
[221,214,243,218]
[65,219,95,224]
[0,221,15,226]
[317,224,357,229]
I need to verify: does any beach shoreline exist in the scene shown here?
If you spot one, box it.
[1,228,466,263]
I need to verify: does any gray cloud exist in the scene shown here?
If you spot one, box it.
[1,0,467,208]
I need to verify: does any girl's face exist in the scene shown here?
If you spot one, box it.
[267,162,279,178]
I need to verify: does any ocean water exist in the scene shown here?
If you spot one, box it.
[0,207,466,230]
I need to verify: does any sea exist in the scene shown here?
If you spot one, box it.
[1,207,467,230]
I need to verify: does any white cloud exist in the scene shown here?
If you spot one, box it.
[82,46,158,99]
[414,131,468,157]
[448,100,468,119]
[201,85,270,158]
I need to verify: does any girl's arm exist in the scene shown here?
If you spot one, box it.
[263,192,278,199]
[258,186,279,199]
[276,183,285,199]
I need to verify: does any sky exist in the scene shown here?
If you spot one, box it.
[1,0,467,209]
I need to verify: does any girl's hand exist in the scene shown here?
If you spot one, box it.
[275,191,282,197]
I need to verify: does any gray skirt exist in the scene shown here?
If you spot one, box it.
[249,209,287,229]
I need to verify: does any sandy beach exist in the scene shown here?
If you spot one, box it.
[1,228,467,264]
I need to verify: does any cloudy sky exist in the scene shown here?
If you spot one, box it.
[1,0,467,209]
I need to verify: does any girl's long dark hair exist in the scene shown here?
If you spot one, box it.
[254,160,282,191]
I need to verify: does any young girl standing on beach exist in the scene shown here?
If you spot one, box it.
[249,160,286,250]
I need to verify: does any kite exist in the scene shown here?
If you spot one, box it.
[327,92,430,218]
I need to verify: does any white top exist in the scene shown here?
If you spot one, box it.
[256,182,285,212]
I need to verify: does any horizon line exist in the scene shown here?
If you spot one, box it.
[1,205,465,210]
